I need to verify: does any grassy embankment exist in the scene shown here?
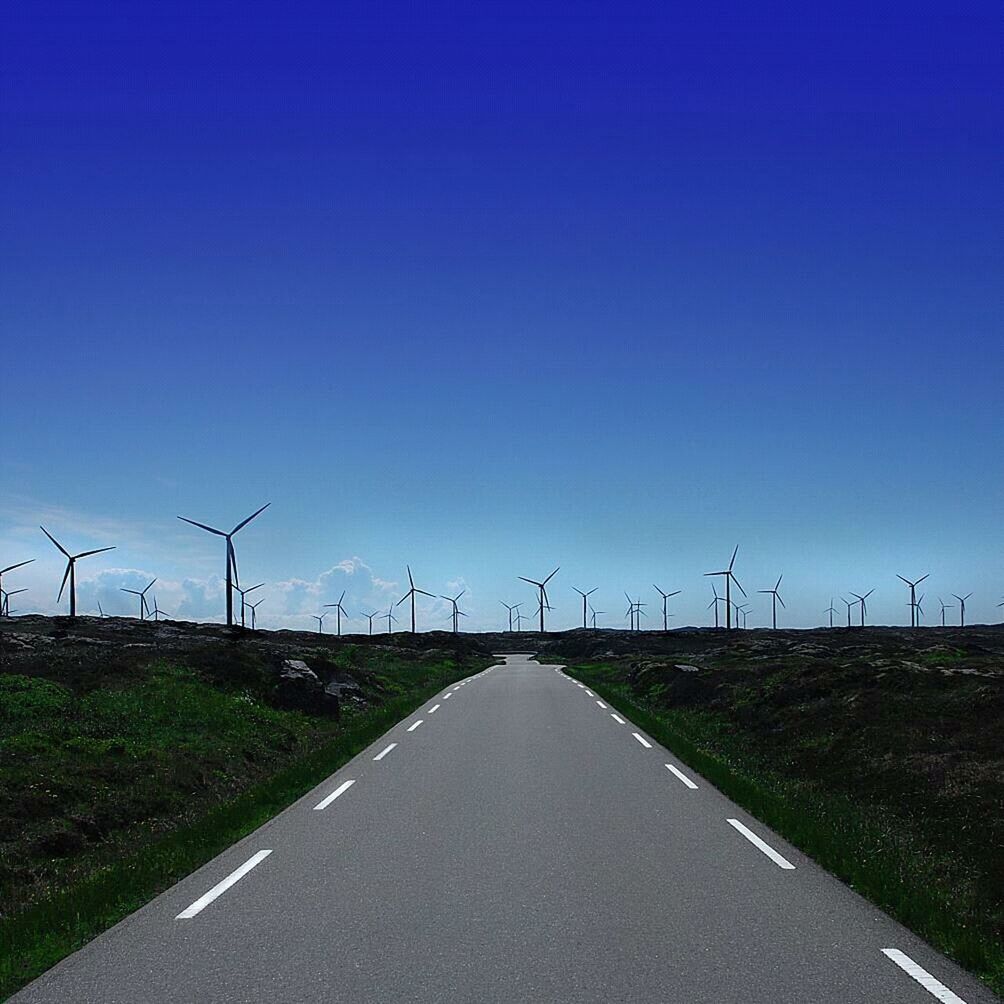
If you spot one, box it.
[564,655,1003,998]
[0,640,481,1000]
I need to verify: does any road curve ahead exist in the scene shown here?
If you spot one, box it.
[12,656,996,1003]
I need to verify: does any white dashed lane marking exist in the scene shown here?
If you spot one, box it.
[407,720,423,732]
[176,850,272,919]
[610,713,625,724]
[632,733,652,749]
[881,950,969,1003]
[726,819,795,870]
[665,764,698,789]
[373,743,397,762]
[313,779,355,811]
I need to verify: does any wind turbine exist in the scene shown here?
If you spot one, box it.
[841,597,854,627]
[514,606,529,631]
[148,596,171,622]
[589,605,604,629]
[937,597,953,627]
[519,567,559,632]
[383,607,398,634]
[897,573,929,628]
[911,594,926,624]
[313,612,328,634]
[234,582,264,628]
[177,503,270,627]
[757,575,785,629]
[952,593,972,627]
[397,565,435,633]
[737,604,750,629]
[324,590,349,636]
[361,610,378,635]
[707,583,725,628]
[121,578,157,620]
[246,597,264,630]
[705,546,745,630]
[441,590,467,633]
[40,527,116,617]
[824,599,838,628]
[0,560,34,613]
[624,594,646,631]
[500,601,519,632]
[849,589,874,627]
[653,585,681,632]
[97,600,106,618]
[2,587,27,616]
[572,587,597,629]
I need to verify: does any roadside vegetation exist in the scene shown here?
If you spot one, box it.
[0,621,485,1000]
[563,644,1003,997]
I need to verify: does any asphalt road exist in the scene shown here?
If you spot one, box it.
[11,655,997,1003]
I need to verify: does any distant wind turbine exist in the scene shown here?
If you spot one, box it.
[849,589,874,627]
[441,590,467,634]
[624,593,646,631]
[0,560,34,614]
[513,606,529,631]
[40,527,116,618]
[589,606,604,629]
[705,546,745,630]
[653,585,681,632]
[313,612,328,634]
[246,597,264,630]
[952,592,972,627]
[841,597,854,628]
[324,590,349,636]
[234,582,264,628]
[572,587,597,629]
[383,607,398,634]
[824,599,838,628]
[361,610,378,635]
[911,593,926,624]
[937,597,953,627]
[148,596,171,622]
[177,502,270,627]
[757,575,785,629]
[397,565,435,633]
[707,583,725,628]
[500,601,519,632]
[121,577,157,620]
[1,587,27,617]
[897,573,929,628]
[519,567,559,632]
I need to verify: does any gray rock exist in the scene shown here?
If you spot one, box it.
[675,664,701,673]
[275,659,339,717]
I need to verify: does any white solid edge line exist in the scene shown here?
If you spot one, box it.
[428,704,440,713]
[726,819,795,869]
[313,779,356,811]
[881,950,968,1004]
[610,713,625,724]
[596,700,608,709]
[665,764,698,789]
[632,732,653,748]
[176,850,272,919]
[373,743,397,761]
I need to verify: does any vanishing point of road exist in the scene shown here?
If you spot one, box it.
[11,655,995,1003]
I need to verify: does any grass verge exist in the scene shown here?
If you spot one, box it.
[0,664,471,1001]
[564,663,1004,998]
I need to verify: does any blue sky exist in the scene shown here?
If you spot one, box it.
[2,1,1002,630]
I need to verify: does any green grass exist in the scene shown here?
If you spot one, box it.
[565,662,1004,998]
[0,657,475,1000]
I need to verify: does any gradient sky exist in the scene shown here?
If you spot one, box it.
[2,1,1002,631]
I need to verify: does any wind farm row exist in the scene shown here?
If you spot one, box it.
[1,506,1000,633]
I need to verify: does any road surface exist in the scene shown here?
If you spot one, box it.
[11,655,997,1003]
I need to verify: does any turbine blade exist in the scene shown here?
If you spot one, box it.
[542,567,560,585]
[778,595,786,608]
[231,502,271,535]
[728,544,739,571]
[177,516,226,536]
[916,573,929,584]
[74,546,116,559]
[1,559,35,575]
[57,561,72,603]
[40,526,71,558]
[732,575,747,597]
[228,539,240,587]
